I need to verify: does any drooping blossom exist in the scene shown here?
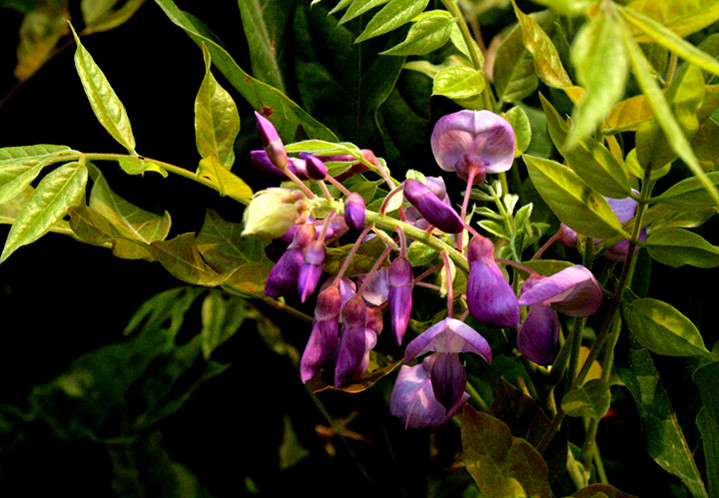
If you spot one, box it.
[255,111,287,170]
[300,286,342,382]
[390,362,469,429]
[403,179,464,233]
[297,239,327,302]
[403,317,491,411]
[335,295,370,387]
[265,224,315,297]
[559,191,646,261]
[388,256,413,345]
[465,236,520,328]
[517,265,602,365]
[431,110,515,184]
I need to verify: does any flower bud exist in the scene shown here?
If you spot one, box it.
[255,111,287,169]
[388,256,413,345]
[403,179,464,234]
[300,286,342,382]
[303,154,328,180]
[242,188,308,239]
[344,193,366,231]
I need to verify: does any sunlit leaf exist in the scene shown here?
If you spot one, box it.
[197,155,253,204]
[528,0,599,15]
[380,10,453,56]
[523,154,630,239]
[194,44,240,169]
[569,12,628,146]
[618,348,708,497]
[645,227,719,268]
[354,0,429,43]
[149,232,227,286]
[70,23,136,154]
[432,66,485,99]
[505,106,531,157]
[492,23,538,103]
[1,161,87,263]
[459,406,552,498]
[653,171,719,210]
[510,0,572,89]
[337,0,388,24]
[625,0,719,41]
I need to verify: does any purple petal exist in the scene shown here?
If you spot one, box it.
[303,154,328,180]
[424,353,467,411]
[388,256,413,345]
[264,247,303,297]
[517,304,560,366]
[404,318,492,364]
[344,192,366,231]
[297,240,326,302]
[389,364,469,429]
[466,237,520,328]
[430,110,515,178]
[518,265,602,317]
[334,325,368,387]
[300,318,340,382]
[356,269,389,307]
[403,179,464,233]
[255,111,287,169]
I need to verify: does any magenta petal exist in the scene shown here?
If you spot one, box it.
[388,256,413,345]
[403,179,464,233]
[518,265,602,317]
[334,325,367,387]
[297,240,326,302]
[264,248,303,297]
[344,192,366,231]
[255,111,287,169]
[357,269,389,307]
[425,353,467,411]
[300,319,339,382]
[389,364,469,429]
[517,304,560,366]
[430,110,515,176]
[404,318,492,364]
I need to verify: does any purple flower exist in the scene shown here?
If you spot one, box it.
[356,269,389,307]
[559,191,646,261]
[404,318,492,363]
[255,111,287,170]
[431,110,515,184]
[344,193,366,231]
[388,256,413,345]
[466,236,520,328]
[297,240,326,302]
[390,362,469,429]
[335,295,369,387]
[302,154,328,180]
[517,265,602,365]
[265,224,315,297]
[403,179,464,233]
[300,286,342,382]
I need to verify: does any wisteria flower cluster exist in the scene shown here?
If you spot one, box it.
[245,110,603,429]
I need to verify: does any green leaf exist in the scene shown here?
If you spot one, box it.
[1,161,87,262]
[195,210,273,297]
[197,155,253,204]
[624,0,719,41]
[116,156,168,177]
[89,173,171,244]
[200,291,248,359]
[354,0,429,43]
[194,43,240,169]
[569,12,628,146]
[623,298,711,357]
[540,94,631,198]
[337,0,388,23]
[653,171,719,210]
[693,361,719,498]
[572,483,639,498]
[510,0,572,89]
[527,0,599,15]
[70,23,136,153]
[80,0,144,35]
[523,154,630,239]
[380,10,453,56]
[645,227,719,268]
[620,6,719,79]
[561,378,612,419]
[294,2,404,149]
[0,163,44,206]
[492,23,538,103]
[459,406,552,498]
[155,0,337,142]
[237,0,293,92]
[0,146,72,205]
[505,106,531,157]
[621,15,719,207]
[618,348,708,497]
[432,66,485,99]
[605,94,657,133]
[150,232,227,286]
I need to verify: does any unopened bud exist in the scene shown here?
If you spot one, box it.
[255,111,287,169]
[242,188,307,239]
[344,193,366,231]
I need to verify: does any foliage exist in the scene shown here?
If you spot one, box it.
[1,0,719,496]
